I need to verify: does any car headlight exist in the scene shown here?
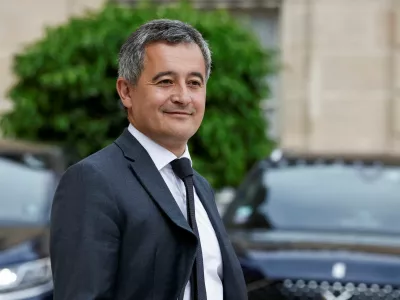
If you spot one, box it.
[0,258,52,292]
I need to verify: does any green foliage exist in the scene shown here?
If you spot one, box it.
[1,0,276,189]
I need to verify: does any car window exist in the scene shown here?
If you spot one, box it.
[226,163,400,234]
[0,155,55,224]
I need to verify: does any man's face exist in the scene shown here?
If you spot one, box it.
[118,42,207,153]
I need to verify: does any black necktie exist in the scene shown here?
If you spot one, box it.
[170,158,207,300]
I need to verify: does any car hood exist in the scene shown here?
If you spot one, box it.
[0,226,49,267]
[231,229,400,254]
[231,229,400,285]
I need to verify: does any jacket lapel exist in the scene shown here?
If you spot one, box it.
[194,175,247,300]
[193,176,223,240]
[193,177,231,269]
[114,129,194,235]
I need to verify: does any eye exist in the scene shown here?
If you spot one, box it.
[157,79,174,86]
[188,80,202,87]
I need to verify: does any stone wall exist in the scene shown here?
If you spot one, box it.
[280,0,400,155]
[0,0,104,114]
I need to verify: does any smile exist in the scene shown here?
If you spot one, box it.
[164,111,192,115]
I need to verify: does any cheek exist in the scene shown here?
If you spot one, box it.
[193,94,206,113]
[147,89,171,109]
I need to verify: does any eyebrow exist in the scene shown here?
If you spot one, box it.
[151,71,204,84]
[190,72,205,84]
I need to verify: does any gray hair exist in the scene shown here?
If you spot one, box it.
[118,19,212,85]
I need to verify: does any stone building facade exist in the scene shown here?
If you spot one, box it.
[281,0,400,156]
[1,0,400,156]
[0,0,104,112]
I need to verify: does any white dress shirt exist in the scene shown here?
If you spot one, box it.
[128,124,223,300]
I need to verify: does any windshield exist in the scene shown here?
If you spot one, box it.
[226,163,400,234]
[0,155,55,224]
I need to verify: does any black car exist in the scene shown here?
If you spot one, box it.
[0,139,64,300]
[223,150,400,300]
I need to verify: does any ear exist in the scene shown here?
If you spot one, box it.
[116,77,133,109]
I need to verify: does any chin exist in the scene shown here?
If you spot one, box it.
[175,132,196,142]
[169,129,197,142]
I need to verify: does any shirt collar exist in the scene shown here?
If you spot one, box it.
[127,123,192,171]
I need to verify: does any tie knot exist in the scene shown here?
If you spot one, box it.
[170,158,193,179]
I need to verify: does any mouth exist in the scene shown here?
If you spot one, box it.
[164,111,193,116]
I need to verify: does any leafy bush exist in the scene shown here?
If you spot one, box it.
[1,1,275,189]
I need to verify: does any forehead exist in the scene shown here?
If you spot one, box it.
[143,42,206,76]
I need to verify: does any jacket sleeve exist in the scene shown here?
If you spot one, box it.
[50,161,121,300]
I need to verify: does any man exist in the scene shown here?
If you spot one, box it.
[50,19,247,300]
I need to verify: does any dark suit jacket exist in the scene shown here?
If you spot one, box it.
[50,129,247,300]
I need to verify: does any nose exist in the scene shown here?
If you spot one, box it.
[170,84,192,105]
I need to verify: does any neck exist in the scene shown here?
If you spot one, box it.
[164,144,186,157]
[128,119,187,157]
[150,138,186,157]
